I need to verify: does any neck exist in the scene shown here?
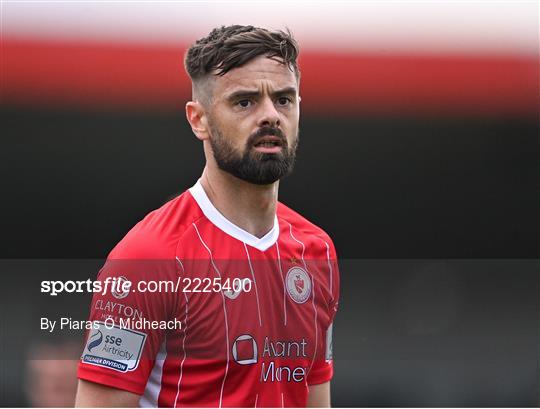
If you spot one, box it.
[199,166,279,238]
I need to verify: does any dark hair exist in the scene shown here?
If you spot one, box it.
[184,25,300,81]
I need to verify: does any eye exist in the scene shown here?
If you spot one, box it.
[237,99,252,108]
[277,96,292,106]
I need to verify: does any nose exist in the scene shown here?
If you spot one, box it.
[257,97,280,128]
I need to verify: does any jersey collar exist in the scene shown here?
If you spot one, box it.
[189,180,279,252]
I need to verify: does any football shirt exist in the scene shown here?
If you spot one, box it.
[78,180,340,407]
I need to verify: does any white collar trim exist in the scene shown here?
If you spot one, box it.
[189,180,279,252]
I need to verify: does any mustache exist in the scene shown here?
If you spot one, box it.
[247,126,287,147]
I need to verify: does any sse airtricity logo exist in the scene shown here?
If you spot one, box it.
[87,330,103,352]
[286,267,311,304]
[82,322,146,373]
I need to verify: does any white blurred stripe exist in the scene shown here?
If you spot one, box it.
[3,1,537,55]
[140,341,167,407]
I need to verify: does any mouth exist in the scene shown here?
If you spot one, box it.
[252,135,284,154]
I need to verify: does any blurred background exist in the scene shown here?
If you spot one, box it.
[1,1,538,407]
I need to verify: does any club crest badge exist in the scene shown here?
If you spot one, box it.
[286,267,311,304]
[111,276,130,300]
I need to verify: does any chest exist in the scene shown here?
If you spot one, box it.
[177,256,331,360]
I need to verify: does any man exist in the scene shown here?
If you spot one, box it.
[75,25,339,407]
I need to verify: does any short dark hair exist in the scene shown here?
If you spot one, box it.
[184,25,300,81]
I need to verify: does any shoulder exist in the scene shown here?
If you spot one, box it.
[277,201,337,255]
[108,190,203,259]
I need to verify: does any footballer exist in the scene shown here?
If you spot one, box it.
[75,25,340,407]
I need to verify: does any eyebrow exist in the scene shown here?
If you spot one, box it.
[225,86,298,102]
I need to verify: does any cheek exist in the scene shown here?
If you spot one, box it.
[284,118,299,140]
[219,120,252,148]
[282,108,299,128]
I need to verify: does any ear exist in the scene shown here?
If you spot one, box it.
[186,101,210,141]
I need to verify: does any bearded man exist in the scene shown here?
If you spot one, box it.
[76,25,340,408]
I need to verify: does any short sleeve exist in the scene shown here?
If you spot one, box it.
[77,256,180,395]
[306,238,340,386]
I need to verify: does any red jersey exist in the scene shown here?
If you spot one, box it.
[78,180,340,407]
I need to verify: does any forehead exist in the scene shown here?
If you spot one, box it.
[213,55,298,97]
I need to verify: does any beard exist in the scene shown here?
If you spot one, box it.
[208,123,298,185]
